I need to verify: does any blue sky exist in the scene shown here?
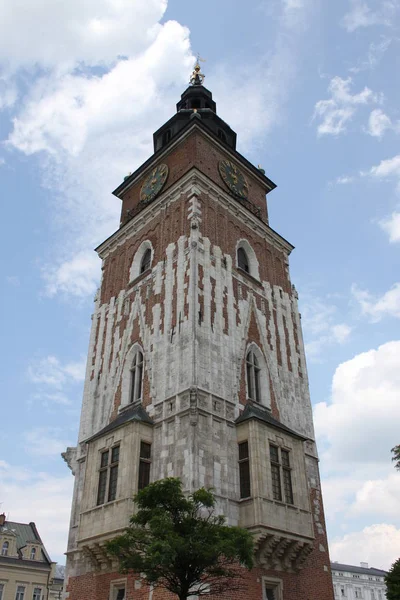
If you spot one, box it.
[1,0,399,569]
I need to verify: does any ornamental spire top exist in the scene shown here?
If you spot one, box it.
[189,55,205,86]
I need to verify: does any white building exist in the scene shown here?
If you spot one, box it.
[331,562,387,600]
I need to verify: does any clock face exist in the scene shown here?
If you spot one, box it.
[218,160,248,200]
[140,164,169,204]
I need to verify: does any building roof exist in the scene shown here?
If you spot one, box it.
[0,520,52,564]
[54,564,65,580]
[85,403,153,443]
[331,562,387,576]
[235,403,309,441]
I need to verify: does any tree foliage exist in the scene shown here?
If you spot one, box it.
[391,445,400,471]
[385,558,400,600]
[106,478,254,600]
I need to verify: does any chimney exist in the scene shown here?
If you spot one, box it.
[0,513,6,526]
[360,562,369,569]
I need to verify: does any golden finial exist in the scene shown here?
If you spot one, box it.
[190,54,205,86]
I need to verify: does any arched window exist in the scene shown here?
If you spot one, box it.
[246,350,261,402]
[130,351,144,403]
[140,249,151,274]
[1,541,9,556]
[237,247,249,273]
[30,547,36,560]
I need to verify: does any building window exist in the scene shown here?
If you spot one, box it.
[371,591,375,600]
[30,547,36,560]
[246,350,261,402]
[269,445,294,504]
[162,130,171,146]
[32,588,42,600]
[97,445,120,505]
[1,541,9,556]
[116,590,125,600]
[263,579,282,600]
[340,586,345,597]
[15,587,25,600]
[0,583,4,600]
[238,441,251,499]
[138,442,151,491]
[110,581,126,600]
[130,350,144,403]
[217,129,227,144]
[237,247,249,273]
[140,249,151,274]
[354,588,362,599]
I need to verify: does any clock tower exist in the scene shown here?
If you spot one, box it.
[63,62,334,600]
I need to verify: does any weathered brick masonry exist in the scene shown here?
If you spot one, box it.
[64,80,334,600]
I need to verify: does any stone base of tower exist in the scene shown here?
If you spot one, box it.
[66,549,334,600]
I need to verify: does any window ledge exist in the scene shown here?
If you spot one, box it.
[127,269,151,290]
[236,267,262,287]
[118,400,142,414]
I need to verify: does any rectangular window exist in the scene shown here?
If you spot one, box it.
[238,441,251,499]
[138,442,151,491]
[340,586,345,597]
[263,579,282,600]
[97,446,120,505]
[116,589,125,600]
[32,588,42,600]
[15,586,25,600]
[0,583,4,600]
[269,445,294,504]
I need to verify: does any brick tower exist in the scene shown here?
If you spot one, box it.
[63,62,334,600]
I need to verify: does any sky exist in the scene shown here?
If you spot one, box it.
[0,0,399,571]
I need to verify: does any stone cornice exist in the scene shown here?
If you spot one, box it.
[113,120,276,198]
[96,169,293,260]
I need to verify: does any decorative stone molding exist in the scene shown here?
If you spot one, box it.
[254,532,314,572]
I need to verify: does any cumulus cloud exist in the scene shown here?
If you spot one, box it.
[0,460,73,562]
[379,211,400,242]
[314,340,400,466]
[330,524,400,570]
[313,76,381,136]
[366,108,396,137]
[342,0,399,32]
[352,283,400,321]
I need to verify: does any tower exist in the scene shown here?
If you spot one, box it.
[63,63,334,600]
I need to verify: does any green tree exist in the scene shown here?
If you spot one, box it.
[106,478,254,600]
[391,445,400,471]
[385,558,400,600]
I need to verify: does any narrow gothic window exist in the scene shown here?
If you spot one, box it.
[138,442,151,490]
[140,249,151,274]
[97,445,120,505]
[1,541,9,556]
[269,445,294,504]
[30,547,36,560]
[246,351,261,402]
[237,247,249,273]
[130,351,144,403]
[238,441,251,498]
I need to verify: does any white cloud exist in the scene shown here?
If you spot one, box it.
[313,76,380,136]
[366,108,394,137]
[380,211,400,242]
[342,0,399,32]
[334,175,355,185]
[350,474,400,519]
[350,37,393,73]
[299,295,352,360]
[28,355,86,389]
[6,14,193,297]
[0,0,168,70]
[352,283,400,321]
[314,340,400,466]
[0,461,73,562]
[24,427,73,457]
[368,154,400,179]
[330,524,400,571]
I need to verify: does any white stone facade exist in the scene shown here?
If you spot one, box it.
[331,563,387,600]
